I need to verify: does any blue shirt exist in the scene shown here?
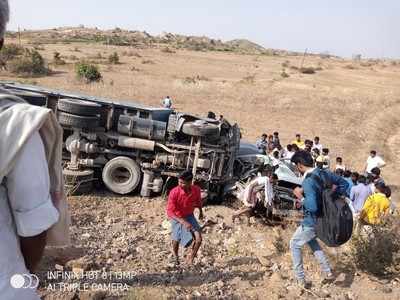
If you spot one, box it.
[350,183,372,213]
[344,177,353,197]
[302,168,349,227]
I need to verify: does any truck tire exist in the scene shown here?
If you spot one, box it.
[57,111,100,129]
[181,120,219,137]
[58,98,103,116]
[102,157,142,195]
[8,89,47,106]
[63,169,94,195]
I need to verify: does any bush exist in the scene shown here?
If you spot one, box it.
[108,52,120,64]
[75,61,102,83]
[161,47,175,54]
[350,218,400,276]
[300,67,316,74]
[8,49,49,77]
[53,51,66,65]
[0,43,24,60]
[281,70,290,78]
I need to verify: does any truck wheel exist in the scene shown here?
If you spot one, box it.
[8,89,47,106]
[58,98,103,116]
[57,111,100,129]
[102,157,142,194]
[63,169,94,195]
[181,120,219,137]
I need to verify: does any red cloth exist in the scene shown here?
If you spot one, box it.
[167,185,202,218]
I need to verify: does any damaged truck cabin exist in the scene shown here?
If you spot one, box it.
[1,82,241,201]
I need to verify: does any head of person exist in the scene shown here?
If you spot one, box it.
[305,139,313,147]
[270,173,279,185]
[336,157,343,164]
[370,150,377,158]
[286,144,293,152]
[291,150,314,174]
[322,148,329,156]
[0,0,9,49]
[335,168,344,176]
[268,135,274,142]
[314,136,320,144]
[178,170,193,192]
[343,170,352,178]
[371,167,381,178]
[351,172,359,183]
[207,111,216,119]
[219,115,223,120]
[292,144,299,152]
[312,148,320,156]
[273,131,279,137]
[261,133,267,141]
[273,150,279,159]
[375,182,386,194]
[295,134,301,142]
[384,186,391,198]
[358,175,367,185]
[260,164,274,177]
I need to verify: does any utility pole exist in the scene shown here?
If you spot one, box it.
[300,48,308,69]
[18,26,21,45]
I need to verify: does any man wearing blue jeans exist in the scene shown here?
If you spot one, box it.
[290,150,348,287]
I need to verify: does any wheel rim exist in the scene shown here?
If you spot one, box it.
[111,166,132,185]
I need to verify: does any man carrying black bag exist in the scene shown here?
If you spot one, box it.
[290,151,349,288]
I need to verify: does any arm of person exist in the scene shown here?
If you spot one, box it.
[6,131,59,273]
[378,157,386,168]
[350,186,356,202]
[327,171,349,196]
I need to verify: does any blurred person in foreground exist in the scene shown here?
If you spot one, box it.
[0,1,70,298]
[167,171,204,266]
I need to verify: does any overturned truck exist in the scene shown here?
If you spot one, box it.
[0,82,240,201]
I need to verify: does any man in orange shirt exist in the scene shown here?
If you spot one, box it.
[167,171,204,266]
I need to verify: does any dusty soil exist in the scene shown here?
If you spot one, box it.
[1,32,399,299]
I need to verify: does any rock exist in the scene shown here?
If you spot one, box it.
[193,290,202,297]
[381,286,392,293]
[319,289,331,298]
[82,233,91,239]
[271,263,280,272]
[334,272,346,284]
[106,258,113,265]
[216,280,224,289]
[79,291,107,300]
[55,264,64,271]
[65,256,92,271]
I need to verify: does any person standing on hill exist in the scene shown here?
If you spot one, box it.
[292,134,305,149]
[365,150,385,174]
[167,171,204,266]
[162,96,172,108]
[256,133,268,154]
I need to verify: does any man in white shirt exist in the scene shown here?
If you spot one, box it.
[312,136,323,153]
[162,96,172,108]
[0,2,61,298]
[365,150,386,174]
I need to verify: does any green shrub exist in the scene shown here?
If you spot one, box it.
[108,52,120,64]
[350,217,400,276]
[8,49,49,77]
[0,43,24,60]
[76,61,102,83]
[53,51,66,65]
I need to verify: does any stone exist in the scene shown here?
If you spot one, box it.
[55,264,64,271]
[82,233,91,239]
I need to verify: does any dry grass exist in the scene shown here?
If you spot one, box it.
[0,38,399,186]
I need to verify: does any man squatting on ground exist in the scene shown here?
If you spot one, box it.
[0,1,69,298]
[167,171,204,266]
[290,151,349,287]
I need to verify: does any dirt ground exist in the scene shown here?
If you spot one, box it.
[1,34,400,299]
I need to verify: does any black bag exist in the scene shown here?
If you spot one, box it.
[311,172,353,247]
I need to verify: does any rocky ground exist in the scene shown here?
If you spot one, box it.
[36,191,400,300]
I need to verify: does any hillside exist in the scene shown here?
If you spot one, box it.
[1,29,400,299]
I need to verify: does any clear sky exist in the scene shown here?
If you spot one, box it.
[7,0,400,58]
